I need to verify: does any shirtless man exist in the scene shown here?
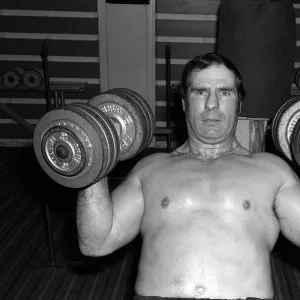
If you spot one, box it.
[76,53,300,300]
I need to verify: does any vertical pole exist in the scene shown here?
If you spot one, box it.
[41,41,56,267]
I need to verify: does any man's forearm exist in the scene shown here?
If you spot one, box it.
[76,177,113,255]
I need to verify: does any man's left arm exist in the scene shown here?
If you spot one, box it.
[275,163,300,247]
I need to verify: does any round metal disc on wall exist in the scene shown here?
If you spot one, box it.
[23,69,43,89]
[1,68,24,89]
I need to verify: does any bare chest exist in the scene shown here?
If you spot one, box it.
[141,157,281,224]
[140,156,281,249]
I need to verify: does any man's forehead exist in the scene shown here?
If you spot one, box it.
[190,65,236,86]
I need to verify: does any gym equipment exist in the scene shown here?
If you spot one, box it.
[1,68,25,89]
[272,96,300,163]
[33,88,154,188]
[23,68,44,89]
[295,69,300,90]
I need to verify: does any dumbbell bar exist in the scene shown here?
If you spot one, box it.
[272,96,300,165]
[33,88,155,188]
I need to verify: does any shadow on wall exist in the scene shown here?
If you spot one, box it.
[171,86,188,146]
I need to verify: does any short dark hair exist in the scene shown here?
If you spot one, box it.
[180,53,245,104]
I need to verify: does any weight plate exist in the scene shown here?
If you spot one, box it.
[13,67,25,76]
[271,98,296,151]
[34,107,104,188]
[68,103,112,182]
[41,126,86,176]
[111,88,155,148]
[70,103,118,180]
[23,69,43,89]
[65,104,109,185]
[1,69,22,89]
[107,89,148,152]
[291,118,300,165]
[272,96,300,160]
[89,92,145,161]
[295,69,300,89]
[80,104,120,178]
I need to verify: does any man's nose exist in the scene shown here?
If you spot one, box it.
[205,93,219,110]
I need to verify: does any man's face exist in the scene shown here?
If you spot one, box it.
[182,64,240,145]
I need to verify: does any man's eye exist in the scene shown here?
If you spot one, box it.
[219,91,230,96]
[196,90,206,96]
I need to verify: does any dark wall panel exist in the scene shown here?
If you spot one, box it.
[1,0,97,12]
[157,0,220,14]
[0,124,33,139]
[0,85,100,100]
[0,39,99,57]
[156,20,217,37]
[156,42,216,59]
[0,16,98,35]
[156,64,184,82]
[0,104,46,119]
[0,61,99,79]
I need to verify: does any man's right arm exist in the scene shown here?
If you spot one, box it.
[76,167,145,257]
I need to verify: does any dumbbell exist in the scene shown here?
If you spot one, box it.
[272,96,300,165]
[33,88,155,188]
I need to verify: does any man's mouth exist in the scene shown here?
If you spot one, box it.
[204,119,220,122]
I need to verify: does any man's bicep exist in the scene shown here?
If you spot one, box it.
[100,177,144,254]
[275,170,300,247]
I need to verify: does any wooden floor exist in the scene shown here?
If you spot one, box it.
[1,148,300,300]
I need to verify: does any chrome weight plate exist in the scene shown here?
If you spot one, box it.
[89,92,145,161]
[70,103,119,181]
[34,107,104,188]
[271,96,300,150]
[272,96,300,160]
[41,126,86,176]
[111,88,155,148]
[108,89,148,152]
[81,104,120,178]
[66,104,111,182]
[291,118,300,166]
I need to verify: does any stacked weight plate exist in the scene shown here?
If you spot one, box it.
[291,117,300,166]
[89,88,154,161]
[33,103,119,188]
[23,68,44,89]
[272,96,300,160]
[1,67,25,89]
[110,88,155,149]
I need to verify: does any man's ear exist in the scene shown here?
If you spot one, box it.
[238,101,242,115]
[182,98,186,112]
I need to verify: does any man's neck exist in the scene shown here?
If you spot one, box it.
[185,138,238,157]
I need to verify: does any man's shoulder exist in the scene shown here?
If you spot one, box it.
[250,152,296,177]
[251,151,288,164]
[129,152,171,176]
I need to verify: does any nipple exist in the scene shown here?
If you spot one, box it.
[161,197,170,208]
[243,200,251,210]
